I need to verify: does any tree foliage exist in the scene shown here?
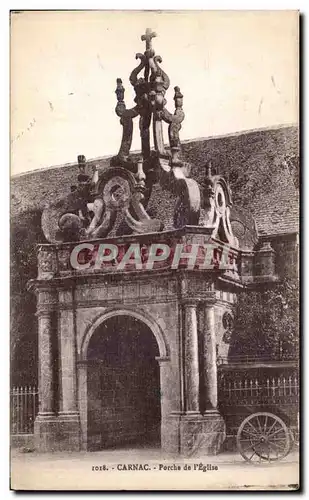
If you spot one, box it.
[230,278,299,360]
[11,210,43,385]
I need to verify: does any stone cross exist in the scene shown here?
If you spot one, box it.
[141,28,157,51]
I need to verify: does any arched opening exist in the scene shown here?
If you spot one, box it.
[87,315,161,451]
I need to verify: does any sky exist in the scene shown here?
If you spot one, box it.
[10,10,298,176]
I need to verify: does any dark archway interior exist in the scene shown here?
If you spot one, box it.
[87,315,161,451]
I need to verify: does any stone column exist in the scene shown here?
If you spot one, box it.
[203,304,218,411]
[58,288,78,416]
[183,301,200,414]
[33,288,57,452]
[77,363,88,451]
[56,287,80,451]
[37,309,54,417]
[155,356,172,452]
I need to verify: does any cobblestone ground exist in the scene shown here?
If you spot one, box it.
[10,447,299,491]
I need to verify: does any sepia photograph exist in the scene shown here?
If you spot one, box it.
[10,9,299,490]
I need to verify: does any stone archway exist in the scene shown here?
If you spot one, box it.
[80,308,169,360]
[78,310,169,451]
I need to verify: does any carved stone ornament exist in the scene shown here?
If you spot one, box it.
[41,30,237,244]
[38,250,55,272]
[222,311,234,344]
[200,163,239,248]
[37,247,57,278]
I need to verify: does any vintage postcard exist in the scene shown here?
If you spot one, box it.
[10,10,299,490]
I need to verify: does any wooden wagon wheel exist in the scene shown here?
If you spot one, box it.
[237,412,291,464]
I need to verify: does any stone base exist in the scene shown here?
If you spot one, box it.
[161,414,182,456]
[34,412,81,452]
[179,410,226,457]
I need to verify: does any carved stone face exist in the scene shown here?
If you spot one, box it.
[175,96,183,108]
[222,311,234,331]
[103,175,131,211]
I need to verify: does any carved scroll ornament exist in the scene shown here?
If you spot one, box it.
[41,29,238,246]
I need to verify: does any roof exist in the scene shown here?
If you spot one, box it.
[11,124,299,239]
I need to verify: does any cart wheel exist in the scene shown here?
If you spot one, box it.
[237,412,290,464]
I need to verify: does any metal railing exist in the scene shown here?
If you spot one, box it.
[11,386,38,435]
[219,373,299,406]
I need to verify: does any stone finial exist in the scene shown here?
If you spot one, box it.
[78,155,86,169]
[110,28,201,231]
[206,161,213,179]
[173,86,183,109]
[77,155,90,184]
[141,28,157,54]
[115,78,125,102]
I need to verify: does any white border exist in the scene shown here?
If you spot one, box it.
[3,2,306,498]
